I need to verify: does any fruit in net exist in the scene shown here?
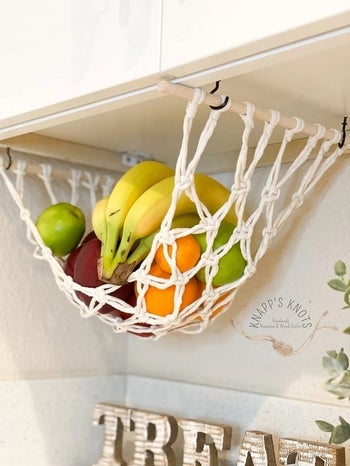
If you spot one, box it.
[110,173,237,285]
[195,222,246,287]
[72,237,134,315]
[35,202,86,257]
[138,263,202,317]
[155,234,201,274]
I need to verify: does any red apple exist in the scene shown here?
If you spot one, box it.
[73,237,134,315]
[63,245,82,278]
[81,230,97,245]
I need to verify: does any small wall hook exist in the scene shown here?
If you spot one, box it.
[338,116,348,148]
[209,81,221,95]
[4,147,12,170]
[208,80,229,110]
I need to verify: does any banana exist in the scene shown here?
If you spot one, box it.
[110,174,237,284]
[126,213,201,269]
[92,196,108,246]
[101,161,174,279]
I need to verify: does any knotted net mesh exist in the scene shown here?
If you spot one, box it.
[0,86,348,339]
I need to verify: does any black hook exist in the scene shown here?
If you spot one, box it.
[209,81,221,95]
[4,147,12,170]
[208,80,229,110]
[338,116,348,148]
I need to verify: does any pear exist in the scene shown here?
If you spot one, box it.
[195,222,246,287]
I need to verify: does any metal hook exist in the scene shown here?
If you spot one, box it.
[209,81,221,95]
[4,147,12,170]
[338,116,348,148]
[208,80,229,110]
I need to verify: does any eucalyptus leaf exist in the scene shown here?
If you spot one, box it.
[339,416,350,427]
[337,349,349,370]
[315,420,334,432]
[334,260,347,277]
[327,350,338,358]
[324,371,350,398]
[328,278,347,292]
[344,289,350,305]
[343,327,350,334]
[329,424,350,444]
[322,356,347,377]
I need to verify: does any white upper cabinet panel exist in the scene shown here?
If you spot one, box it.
[161,0,350,75]
[0,0,162,122]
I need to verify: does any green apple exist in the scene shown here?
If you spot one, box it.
[195,222,246,287]
[35,202,86,257]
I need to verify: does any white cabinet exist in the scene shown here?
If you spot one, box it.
[0,0,162,125]
[161,0,350,74]
[0,2,349,164]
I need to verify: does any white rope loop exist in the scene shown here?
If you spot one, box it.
[0,85,348,339]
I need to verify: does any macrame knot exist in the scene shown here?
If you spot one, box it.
[232,180,251,196]
[199,217,219,233]
[40,245,54,261]
[156,230,177,246]
[234,224,252,241]
[201,251,218,269]
[291,192,304,207]
[262,226,277,239]
[261,184,280,203]
[245,263,257,277]
[19,207,31,222]
[92,287,108,306]
[201,287,218,303]
[177,174,193,191]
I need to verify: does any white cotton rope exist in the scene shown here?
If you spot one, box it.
[0,85,349,339]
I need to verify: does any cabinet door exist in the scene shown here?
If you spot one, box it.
[0,0,162,123]
[161,0,350,75]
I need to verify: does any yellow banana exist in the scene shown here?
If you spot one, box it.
[101,161,174,279]
[110,174,237,284]
[92,196,108,246]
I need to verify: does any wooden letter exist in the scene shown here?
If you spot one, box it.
[179,419,232,466]
[237,431,276,466]
[131,408,178,466]
[279,438,346,466]
[93,403,132,466]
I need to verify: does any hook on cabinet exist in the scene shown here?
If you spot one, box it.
[4,147,12,170]
[208,80,230,110]
[338,116,348,148]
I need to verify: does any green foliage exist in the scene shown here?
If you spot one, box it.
[315,418,350,444]
[315,260,350,444]
[322,348,350,399]
[327,260,350,311]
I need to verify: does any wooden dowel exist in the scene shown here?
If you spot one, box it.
[157,80,340,143]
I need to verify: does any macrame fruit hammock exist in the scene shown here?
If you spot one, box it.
[0,81,348,339]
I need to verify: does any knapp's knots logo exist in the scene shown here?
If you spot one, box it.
[248,296,313,330]
[231,295,337,357]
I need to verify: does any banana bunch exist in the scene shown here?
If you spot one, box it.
[92,160,237,285]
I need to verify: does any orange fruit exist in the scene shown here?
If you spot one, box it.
[155,235,201,274]
[136,263,202,317]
